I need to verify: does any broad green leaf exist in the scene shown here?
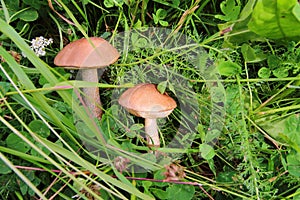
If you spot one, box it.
[258,67,271,78]
[0,159,12,174]
[0,82,10,95]
[205,129,220,143]
[156,8,167,19]
[159,20,169,27]
[126,124,144,138]
[287,152,300,177]
[215,0,241,21]
[20,180,28,195]
[238,0,256,21]
[12,8,38,22]
[248,0,300,40]
[168,83,176,95]
[241,43,256,62]
[292,4,300,21]
[152,188,169,199]
[130,123,144,131]
[267,55,281,70]
[23,0,46,9]
[153,169,168,187]
[241,43,266,63]
[5,0,20,12]
[172,0,180,7]
[217,60,242,76]
[157,81,167,94]
[166,184,195,200]
[29,120,50,138]
[199,143,215,160]
[293,188,300,200]
[30,142,51,157]
[218,0,259,44]
[103,0,114,8]
[260,114,300,151]
[273,67,289,78]
[5,133,31,153]
[216,171,236,182]
[283,114,300,147]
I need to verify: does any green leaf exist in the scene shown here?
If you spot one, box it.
[216,171,236,182]
[153,169,168,187]
[103,0,114,8]
[218,0,259,44]
[259,114,300,147]
[258,67,271,78]
[20,180,28,195]
[293,188,300,200]
[292,3,300,21]
[142,181,152,191]
[241,43,256,62]
[30,142,51,157]
[267,55,281,69]
[156,8,167,19]
[29,120,50,138]
[248,0,300,40]
[5,133,31,153]
[215,0,241,21]
[152,188,169,199]
[126,123,144,138]
[199,143,215,160]
[217,60,242,76]
[153,13,159,24]
[157,81,167,94]
[6,0,20,12]
[172,0,180,7]
[159,20,169,27]
[16,8,38,22]
[166,184,195,200]
[287,152,300,177]
[135,37,148,48]
[23,0,46,9]
[130,123,144,131]
[0,82,10,95]
[238,0,256,21]
[283,115,300,148]
[0,159,12,174]
[273,67,289,78]
[168,83,176,95]
[241,43,266,63]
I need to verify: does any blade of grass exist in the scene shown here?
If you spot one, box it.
[0,152,47,200]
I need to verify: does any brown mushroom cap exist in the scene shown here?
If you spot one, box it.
[54,37,119,69]
[118,83,177,119]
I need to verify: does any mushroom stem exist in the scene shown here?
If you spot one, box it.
[145,118,160,147]
[81,68,102,119]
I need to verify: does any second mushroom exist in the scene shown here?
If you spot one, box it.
[118,83,177,148]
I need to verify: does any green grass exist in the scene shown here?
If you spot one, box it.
[0,0,300,199]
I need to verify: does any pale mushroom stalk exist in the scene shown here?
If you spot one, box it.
[81,68,102,118]
[145,118,159,147]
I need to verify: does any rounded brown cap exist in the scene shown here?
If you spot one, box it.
[118,83,177,119]
[54,37,119,69]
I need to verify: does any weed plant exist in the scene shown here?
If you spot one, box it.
[0,0,300,199]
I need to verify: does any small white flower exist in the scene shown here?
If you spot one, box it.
[23,36,53,57]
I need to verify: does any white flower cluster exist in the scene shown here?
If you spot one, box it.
[24,36,53,57]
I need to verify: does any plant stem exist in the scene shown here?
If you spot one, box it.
[81,68,102,119]
[145,118,160,147]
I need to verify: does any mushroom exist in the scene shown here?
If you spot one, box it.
[54,37,119,119]
[118,83,177,148]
